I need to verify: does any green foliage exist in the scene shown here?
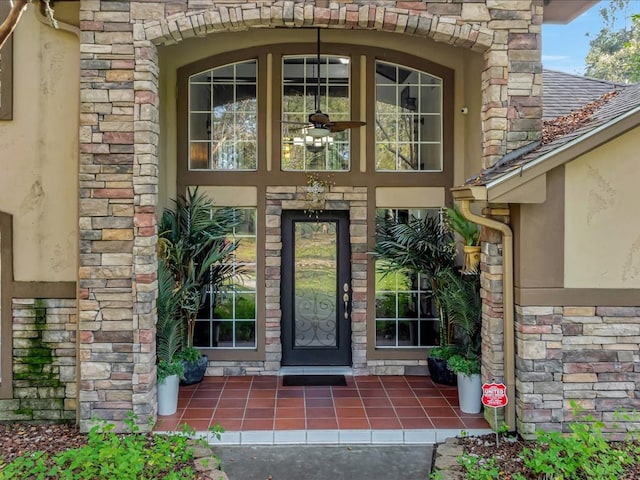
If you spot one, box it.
[433,269,481,360]
[157,259,184,383]
[0,414,218,480]
[177,346,202,364]
[158,187,242,348]
[447,354,481,376]
[457,403,640,480]
[585,0,640,83]
[447,205,480,246]
[375,212,456,281]
[520,413,633,479]
[458,454,501,480]
[375,211,456,347]
[427,344,459,361]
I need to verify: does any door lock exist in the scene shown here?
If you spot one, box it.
[343,283,349,319]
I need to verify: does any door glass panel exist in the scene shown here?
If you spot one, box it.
[294,221,337,347]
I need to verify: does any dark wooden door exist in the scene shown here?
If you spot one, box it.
[281,211,351,366]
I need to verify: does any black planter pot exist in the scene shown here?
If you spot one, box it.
[427,356,457,386]
[180,354,208,385]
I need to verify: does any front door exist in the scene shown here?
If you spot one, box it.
[281,211,351,366]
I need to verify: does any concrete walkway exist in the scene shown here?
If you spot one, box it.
[212,444,434,480]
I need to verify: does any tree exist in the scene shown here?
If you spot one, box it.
[0,0,56,50]
[584,0,640,83]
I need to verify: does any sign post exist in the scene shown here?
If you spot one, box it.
[481,382,508,446]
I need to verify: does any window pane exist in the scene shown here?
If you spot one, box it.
[282,55,351,171]
[375,61,442,172]
[195,208,257,349]
[374,208,444,348]
[376,320,397,346]
[189,60,257,171]
[235,321,256,347]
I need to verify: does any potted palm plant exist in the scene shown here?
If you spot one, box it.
[437,269,483,413]
[375,211,458,384]
[156,259,184,416]
[158,187,241,385]
[447,205,481,273]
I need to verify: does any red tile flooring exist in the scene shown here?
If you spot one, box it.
[154,375,489,433]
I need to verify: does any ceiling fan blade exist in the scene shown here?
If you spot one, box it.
[281,120,312,126]
[327,121,366,133]
[309,111,330,125]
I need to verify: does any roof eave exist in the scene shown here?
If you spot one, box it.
[543,0,599,24]
[484,106,640,196]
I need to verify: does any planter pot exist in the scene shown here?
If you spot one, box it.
[157,374,179,416]
[462,245,481,274]
[427,357,457,386]
[180,354,208,385]
[457,372,482,414]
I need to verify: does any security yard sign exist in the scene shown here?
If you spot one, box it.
[482,382,508,446]
[482,382,508,408]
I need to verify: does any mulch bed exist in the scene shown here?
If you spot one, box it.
[0,423,211,479]
[457,433,640,479]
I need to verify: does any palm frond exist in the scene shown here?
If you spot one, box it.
[157,259,183,364]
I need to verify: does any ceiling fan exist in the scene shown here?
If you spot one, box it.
[283,29,366,144]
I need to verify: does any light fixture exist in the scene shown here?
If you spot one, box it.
[306,127,330,138]
[294,134,334,153]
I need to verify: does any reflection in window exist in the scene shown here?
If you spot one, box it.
[282,55,351,171]
[375,208,442,348]
[375,61,442,172]
[194,208,257,349]
[189,61,257,170]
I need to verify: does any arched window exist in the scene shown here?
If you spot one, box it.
[188,60,258,171]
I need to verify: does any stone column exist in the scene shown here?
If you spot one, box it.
[482,0,542,167]
[78,0,156,432]
[479,204,509,428]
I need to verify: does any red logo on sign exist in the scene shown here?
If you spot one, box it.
[482,383,508,407]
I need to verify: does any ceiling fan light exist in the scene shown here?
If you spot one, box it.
[306,127,330,138]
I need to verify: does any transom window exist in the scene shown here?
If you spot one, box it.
[375,208,443,348]
[375,62,442,172]
[281,55,351,171]
[188,60,258,171]
[193,208,257,349]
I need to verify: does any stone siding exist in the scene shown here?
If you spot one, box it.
[0,299,76,422]
[79,0,543,430]
[515,305,640,438]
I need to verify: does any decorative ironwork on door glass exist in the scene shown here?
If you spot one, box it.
[293,220,337,347]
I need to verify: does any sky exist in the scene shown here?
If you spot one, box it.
[541,0,637,75]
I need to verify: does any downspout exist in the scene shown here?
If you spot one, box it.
[458,199,516,430]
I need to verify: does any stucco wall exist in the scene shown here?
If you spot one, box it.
[565,127,640,289]
[0,7,79,282]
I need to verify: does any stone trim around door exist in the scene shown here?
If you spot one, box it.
[267,185,368,373]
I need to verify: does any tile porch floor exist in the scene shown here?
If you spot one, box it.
[154,374,491,445]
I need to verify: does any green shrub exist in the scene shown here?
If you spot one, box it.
[457,403,639,480]
[0,415,224,480]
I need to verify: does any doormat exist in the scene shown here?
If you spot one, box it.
[282,375,347,387]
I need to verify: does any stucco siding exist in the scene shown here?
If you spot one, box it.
[0,9,79,283]
[565,127,640,289]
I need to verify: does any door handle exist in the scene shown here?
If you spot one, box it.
[343,283,349,319]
